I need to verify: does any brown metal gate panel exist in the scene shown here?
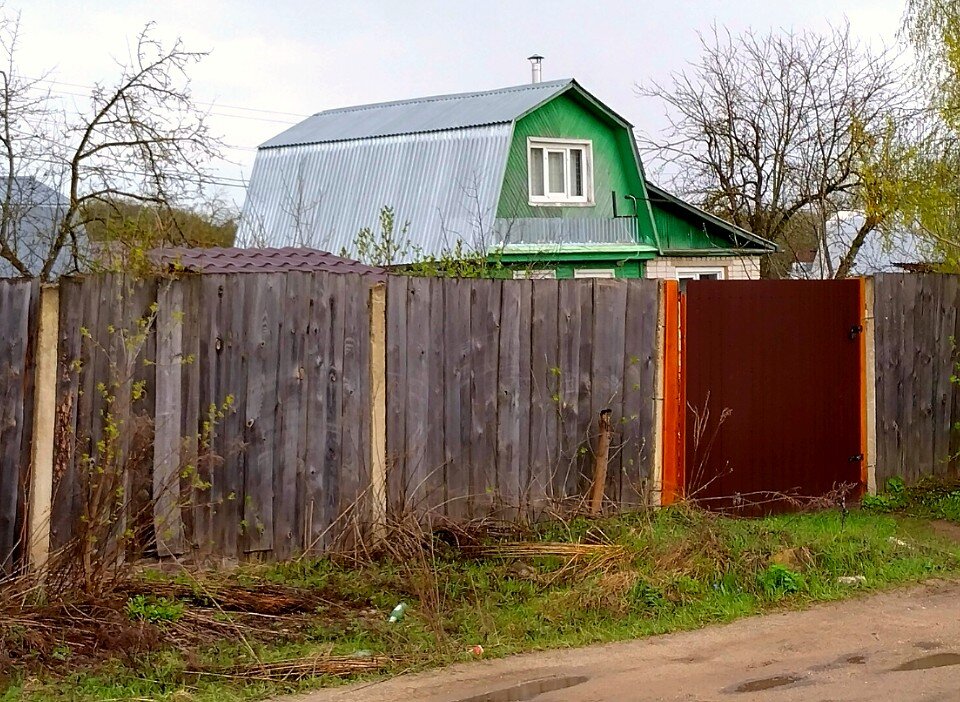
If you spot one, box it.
[683,280,864,512]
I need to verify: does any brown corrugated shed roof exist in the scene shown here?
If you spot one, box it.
[151,246,386,279]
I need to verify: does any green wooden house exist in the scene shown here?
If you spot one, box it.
[240,78,775,279]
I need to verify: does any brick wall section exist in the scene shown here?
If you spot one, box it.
[645,255,761,280]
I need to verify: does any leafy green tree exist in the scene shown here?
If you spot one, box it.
[902,0,960,267]
[350,205,502,278]
[83,198,237,272]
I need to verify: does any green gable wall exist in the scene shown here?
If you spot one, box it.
[651,201,732,251]
[495,92,658,246]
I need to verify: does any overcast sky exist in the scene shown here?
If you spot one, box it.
[11,0,908,207]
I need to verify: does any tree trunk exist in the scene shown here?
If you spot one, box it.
[834,219,878,279]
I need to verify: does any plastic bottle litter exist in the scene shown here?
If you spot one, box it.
[388,602,407,623]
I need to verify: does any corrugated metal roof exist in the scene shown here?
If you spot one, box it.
[495,217,639,246]
[150,246,386,278]
[238,125,512,260]
[262,79,573,148]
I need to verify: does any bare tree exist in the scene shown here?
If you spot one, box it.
[638,24,924,278]
[0,9,221,280]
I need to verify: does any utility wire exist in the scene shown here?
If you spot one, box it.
[25,77,305,126]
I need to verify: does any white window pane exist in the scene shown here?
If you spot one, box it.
[548,151,565,193]
[570,148,583,196]
[513,269,556,279]
[530,148,544,196]
[573,268,616,279]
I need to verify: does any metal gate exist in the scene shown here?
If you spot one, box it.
[681,280,866,512]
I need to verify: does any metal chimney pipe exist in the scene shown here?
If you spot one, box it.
[528,54,543,84]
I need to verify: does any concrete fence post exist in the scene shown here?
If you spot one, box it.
[650,280,667,507]
[27,284,60,574]
[368,282,388,539]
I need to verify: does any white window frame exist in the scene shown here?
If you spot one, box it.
[573,268,616,279]
[675,267,725,281]
[527,137,594,206]
[513,269,557,280]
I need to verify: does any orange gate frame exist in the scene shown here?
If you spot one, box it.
[660,280,685,505]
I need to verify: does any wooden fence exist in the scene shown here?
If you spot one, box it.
[873,273,960,485]
[6,270,960,574]
[48,272,376,564]
[2,272,662,573]
[0,279,38,574]
[385,277,660,520]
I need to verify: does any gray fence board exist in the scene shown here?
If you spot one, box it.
[444,280,472,519]
[527,281,553,511]
[0,279,38,573]
[621,280,660,506]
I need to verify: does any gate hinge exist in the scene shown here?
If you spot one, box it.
[849,454,864,463]
[849,324,863,339]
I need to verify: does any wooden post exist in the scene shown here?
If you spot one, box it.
[588,409,613,515]
[369,282,388,539]
[27,284,59,574]
[863,277,878,495]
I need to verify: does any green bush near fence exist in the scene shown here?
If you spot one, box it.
[863,475,960,522]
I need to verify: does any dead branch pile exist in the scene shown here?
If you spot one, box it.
[117,581,336,615]
[0,594,163,666]
[470,542,627,560]
[469,542,629,582]
[189,653,393,681]
[0,576,351,672]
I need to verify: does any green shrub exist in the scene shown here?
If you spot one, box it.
[862,477,907,512]
[125,595,185,624]
[757,565,805,598]
[628,581,666,611]
[933,491,960,521]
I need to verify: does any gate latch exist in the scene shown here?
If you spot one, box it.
[849,324,863,339]
[849,454,864,463]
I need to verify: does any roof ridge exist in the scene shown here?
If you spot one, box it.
[310,78,574,118]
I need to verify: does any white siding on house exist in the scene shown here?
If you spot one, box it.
[645,255,761,281]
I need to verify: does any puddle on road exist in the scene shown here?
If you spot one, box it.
[733,675,802,693]
[811,653,868,671]
[453,675,589,702]
[894,653,960,671]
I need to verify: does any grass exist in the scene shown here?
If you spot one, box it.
[3,505,960,701]
[863,475,960,522]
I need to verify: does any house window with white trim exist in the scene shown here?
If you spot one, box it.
[573,268,616,279]
[528,138,593,205]
[513,269,557,279]
[675,267,725,281]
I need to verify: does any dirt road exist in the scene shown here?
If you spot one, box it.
[283,579,960,702]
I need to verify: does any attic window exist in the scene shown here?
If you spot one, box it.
[527,138,593,205]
